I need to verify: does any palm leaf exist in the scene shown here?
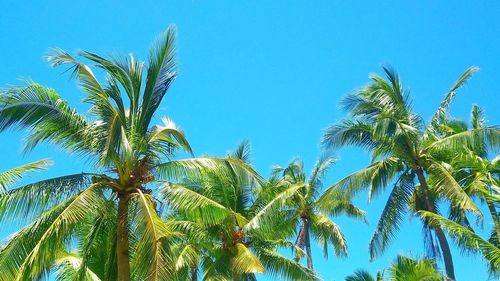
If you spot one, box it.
[0,159,51,191]
[426,66,479,137]
[131,190,178,281]
[420,211,500,273]
[0,183,105,281]
[369,173,414,260]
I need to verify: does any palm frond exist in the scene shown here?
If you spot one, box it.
[322,119,377,150]
[310,212,348,258]
[140,26,177,133]
[420,211,500,273]
[0,183,105,281]
[54,253,102,281]
[148,117,193,156]
[244,183,304,231]
[131,190,178,281]
[427,160,481,215]
[0,83,99,155]
[0,173,93,222]
[256,249,319,281]
[345,269,376,281]
[369,173,414,260]
[0,159,51,191]
[387,255,442,281]
[426,66,479,137]
[230,243,264,274]
[161,182,232,225]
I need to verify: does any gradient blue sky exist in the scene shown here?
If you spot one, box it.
[1,1,499,280]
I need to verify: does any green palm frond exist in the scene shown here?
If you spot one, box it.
[427,127,500,156]
[0,159,51,191]
[426,66,479,137]
[308,155,337,191]
[387,255,442,281]
[256,249,318,280]
[140,26,177,134]
[369,173,414,260]
[148,118,193,156]
[72,199,116,281]
[173,244,200,271]
[345,269,377,281]
[0,173,94,222]
[244,183,304,231]
[0,83,97,155]
[320,157,402,203]
[315,190,366,222]
[131,190,178,281]
[155,157,262,184]
[230,140,252,163]
[230,243,265,275]
[55,253,102,281]
[161,182,232,225]
[322,119,377,150]
[0,183,105,281]
[420,211,500,273]
[310,212,347,258]
[427,160,481,215]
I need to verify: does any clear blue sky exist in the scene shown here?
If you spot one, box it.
[1,1,499,280]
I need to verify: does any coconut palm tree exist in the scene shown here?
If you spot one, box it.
[0,26,258,281]
[322,66,499,280]
[163,143,318,280]
[246,156,365,270]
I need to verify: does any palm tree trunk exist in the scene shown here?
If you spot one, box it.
[117,192,131,281]
[415,168,455,280]
[294,223,306,262]
[304,218,313,270]
[190,265,198,281]
[486,198,500,244]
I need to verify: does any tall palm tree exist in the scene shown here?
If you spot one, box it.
[163,143,318,280]
[247,156,366,270]
[0,26,257,281]
[322,66,499,280]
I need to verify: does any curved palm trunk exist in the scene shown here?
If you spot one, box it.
[294,218,313,270]
[304,219,313,270]
[415,168,455,280]
[190,266,198,281]
[117,193,131,281]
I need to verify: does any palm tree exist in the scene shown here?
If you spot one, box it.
[0,26,257,281]
[322,66,499,280]
[248,156,365,270]
[163,143,318,280]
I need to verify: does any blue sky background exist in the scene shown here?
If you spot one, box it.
[1,1,499,280]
